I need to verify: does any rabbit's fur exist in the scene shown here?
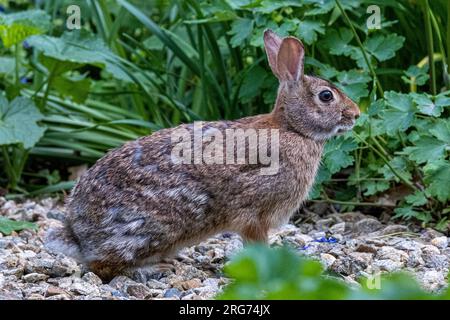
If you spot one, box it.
[46,30,360,280]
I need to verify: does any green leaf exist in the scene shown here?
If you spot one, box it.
[435,91,450,108]
[402,65,429,86]
[423,160,450,202]
[362,180,390,196]
[348,34,405,69]
[336,70,371,102]
[296,19,325,45]
[379,156,412,182]
[219,245,446,300]
[0,57,15,74]
[52,75,92,104]
[0,9,51,47]
[405,191,428,206]
[228,18,254,48]
[393,207,422,221]
[0,217,38,235]
[0,94,46,149]
[305,0,360,16]
[254,0,305,13]
[429,119,450,142]
[380,92,415,134]
[321,28,354,56]
[403,137,447,164]
[365,34,405,62]
[411,93,444,117]
[26,30,131,81]
[239,66,267,103]
[323,136,357,174]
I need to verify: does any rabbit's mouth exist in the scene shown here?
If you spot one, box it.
[335,122,355,134]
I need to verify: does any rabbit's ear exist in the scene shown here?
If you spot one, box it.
[276,37,305,82]
[263,29,282,78]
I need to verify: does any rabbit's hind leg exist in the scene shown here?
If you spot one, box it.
[88,260,127,282]
[241,223,269,244]
[124,259,177,283]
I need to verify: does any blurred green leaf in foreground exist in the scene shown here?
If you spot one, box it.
[218,245,450,300]
[0,216,37,235]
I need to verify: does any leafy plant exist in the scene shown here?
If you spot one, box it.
[0,94,45,190]
[218,245,450,300]
[0,216,37,235]
[0,0,448,228]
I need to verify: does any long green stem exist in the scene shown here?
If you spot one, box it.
[41,66,57,110]
[354,133,417,191]
[335,0,384,98]
[447,1,450,73]
[445,3,450,88]
[422,0,436,95]
[14,44,20,88]
[2,146,17,189]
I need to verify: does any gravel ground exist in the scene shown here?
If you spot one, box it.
[0,197,449,300]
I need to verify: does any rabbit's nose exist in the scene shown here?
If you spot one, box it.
[345,103,360,120]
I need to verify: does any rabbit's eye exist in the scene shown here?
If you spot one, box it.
[319,90,333,102]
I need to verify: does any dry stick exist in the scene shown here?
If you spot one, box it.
[310,199,396,208]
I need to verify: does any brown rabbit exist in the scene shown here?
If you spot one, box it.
[46,30,360,280]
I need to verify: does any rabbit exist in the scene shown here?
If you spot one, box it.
[45,29,360,280]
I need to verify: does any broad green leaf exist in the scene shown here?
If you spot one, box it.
[323,136,357,174]
[305,0,360,16]
[228,18,254,48]
[254,0,305,13]
[435,92,450,108]
[0,94,46,148]
[365,34,405,62]
[379,156,412,182]
[349,34,404,69]
[306,58,339,79]
[321,28,354,56]
[405,191,428,206]
[0,217,38,235]
[411,93,444,117]
[402,137,447,164]
[424,160,450,202]
[0,56,14,74]
[0,9,50,47]
[336,70,371,102]
[429,119,450,142]
[380,92,415,134]
[52,75,92,104]
[26,30,131,81]
[402,65,429,86]
[239,65,267,103]
[393,207,424,221]
[362,180,390,196]
[296,19,325,45]
[219,245,446,300]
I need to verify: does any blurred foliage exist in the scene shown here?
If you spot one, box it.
[0,216,37,235]
[0,0,448,227]
[218,245,450,300]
